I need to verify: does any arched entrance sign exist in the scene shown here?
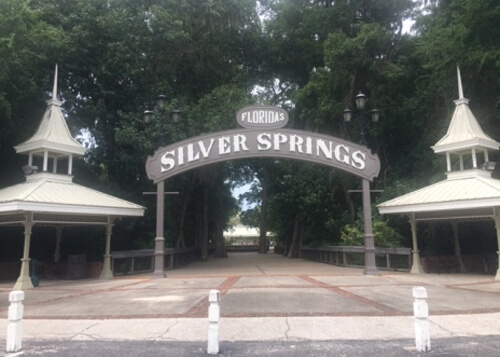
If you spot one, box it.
[145,128,380,183]
[145,106,381,277]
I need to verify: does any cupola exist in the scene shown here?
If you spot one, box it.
[14,65,86,182]
[432,66,499,178]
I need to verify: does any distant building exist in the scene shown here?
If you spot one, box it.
[224,224,275,246]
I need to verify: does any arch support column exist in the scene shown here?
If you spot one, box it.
[14,213,34,290]
[153,180,166,278]
[409,214,424,274]
[100,217,115,279]
[362,179,378,275]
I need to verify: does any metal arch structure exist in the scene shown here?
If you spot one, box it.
[145,106,381,277]
[145,129,380,183]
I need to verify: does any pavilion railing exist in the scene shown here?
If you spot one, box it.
[300,246,412,271]
[111,247,200,276]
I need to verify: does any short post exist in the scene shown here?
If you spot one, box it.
[6,290,25,353]
[413,286,430,352]
[207,289,220,355]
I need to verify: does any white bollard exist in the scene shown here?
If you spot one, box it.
[413,286,430,352]
[207,289,220,355]
[6,290,25,353]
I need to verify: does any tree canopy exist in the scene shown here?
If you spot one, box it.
[0,0,498,261]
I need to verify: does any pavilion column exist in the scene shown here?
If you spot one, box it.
[472,148,477,168]
[451,222,467,273]
[14,213,34,290]
[68,154,73,175]
[100,217,115,279]
[43,150,49,172]
[446,153,451,172]
[54,226,63,263]
[493,215,500,280]
[409,214,424,274]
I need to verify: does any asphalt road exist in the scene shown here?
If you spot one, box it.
[5,336,500,357]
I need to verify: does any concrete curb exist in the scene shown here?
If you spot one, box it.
[2,313,499,342]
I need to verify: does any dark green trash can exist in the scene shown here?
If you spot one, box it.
[67,254,87,279]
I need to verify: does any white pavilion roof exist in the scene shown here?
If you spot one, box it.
[0,175,144,217]
[378,172,500,218]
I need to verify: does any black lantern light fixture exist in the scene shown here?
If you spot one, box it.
[171,109,181,123]
[355,92,367,110]
[143,94,182,145]
[143,110,154,123]
[156,94,167,109]
[343,91,379,145]
[144,94,181,123]
[342,108,353,123]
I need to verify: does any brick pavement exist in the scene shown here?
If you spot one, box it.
[0,252,499,342]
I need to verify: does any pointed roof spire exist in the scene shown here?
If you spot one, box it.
[52,64,58,101]
[432,66,499,153]
[457,65,464,99]
[46,64,62,107]
[14,65,86,156]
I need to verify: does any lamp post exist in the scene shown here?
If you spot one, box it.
[343,91,379,276]
[144,94,181,278]
[343,92,379,146]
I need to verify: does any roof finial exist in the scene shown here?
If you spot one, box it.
[52,64,58,101]
[457,65,464,99]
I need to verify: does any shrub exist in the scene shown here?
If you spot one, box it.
[340,220,404,247]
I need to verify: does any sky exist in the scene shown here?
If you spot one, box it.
[232,182,256,211]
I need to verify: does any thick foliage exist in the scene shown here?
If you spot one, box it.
[0,0,498,259]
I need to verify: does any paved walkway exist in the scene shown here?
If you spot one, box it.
[1,252,499,343]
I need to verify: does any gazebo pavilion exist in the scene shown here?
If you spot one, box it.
[378,67,500,280]
[0,66,144,290]
[224,223,276,246]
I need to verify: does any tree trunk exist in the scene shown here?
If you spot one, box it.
[287,212,303,258]
[345,187,356,221]
[213,209,228,258]
[258,165,269,254]
[195,204,201,249]
[176,175,194,248]
[201,185,209,261]
[284,233,291,257]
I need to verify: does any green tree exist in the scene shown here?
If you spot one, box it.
[0,0,68,186]
[2,0,499,262]
[340,216,404,248]
[0,0,264,258]
[256,0,419,254]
